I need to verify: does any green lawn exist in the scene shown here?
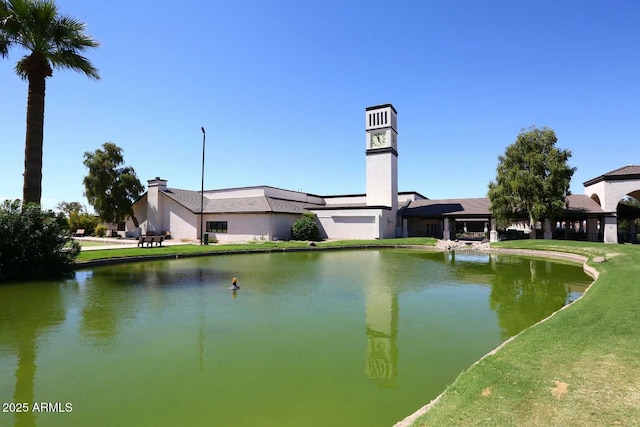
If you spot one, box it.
[408,240,640,427]
[75,237,437,263]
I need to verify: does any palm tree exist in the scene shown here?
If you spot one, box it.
[0,0,99,205]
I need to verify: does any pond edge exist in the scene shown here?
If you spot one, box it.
[393,248,599,427]
[74,244,442,269]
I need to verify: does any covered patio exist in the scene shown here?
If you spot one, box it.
[400,195,610,243]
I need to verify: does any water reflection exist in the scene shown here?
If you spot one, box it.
[361,250,590,389]
[488,258,574,339]
[0,251,591,426]
[445,250,587,339]
[364,268,399,388]
[79,268,142,348]
[0,282,67,427]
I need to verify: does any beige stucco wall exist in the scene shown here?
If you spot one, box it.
[317,215,375,239]
[379,209,398,238]
[131,190,306,242]
[166,198,197,241]
[131,193,196,240]
[313,208,395,239]
[366,152,398,210]
[202,213,267,243]
[584,178,640,243]
[585,179,640,212]
[272,213,298,241]
[202,213,298,243]
[324,195,367,205]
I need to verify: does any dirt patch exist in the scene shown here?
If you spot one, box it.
[551,380,569,399]
[481,388,491,397]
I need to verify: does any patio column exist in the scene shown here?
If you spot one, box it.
[443,217,451,241]
[603,215,618,244]
[586,218,599,242]
[490,218,498,242]
[544,218,552,240]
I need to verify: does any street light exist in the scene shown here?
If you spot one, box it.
[200,127,206,245]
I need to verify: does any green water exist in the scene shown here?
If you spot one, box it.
[0,250,591,427]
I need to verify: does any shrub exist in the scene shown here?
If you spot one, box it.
[95,224,108,237]
[292,212,320,241]
[68,211,100,236]
[0,200,80,281]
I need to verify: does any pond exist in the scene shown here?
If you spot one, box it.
[0,249,591,427]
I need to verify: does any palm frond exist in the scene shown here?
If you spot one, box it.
[1,0,99,77]
[49,49,99,79]
[14,55,27,79]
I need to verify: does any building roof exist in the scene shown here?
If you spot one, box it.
[403,198,492,217]
[403,195,606,218]
[320,191,429,200]
[197,184,325,199]
[583,165,640,186]
[307,203,392,211]
[564,194,607,214]
[161,188,323,214]
[151,181,607,218]
[365,103,397,113]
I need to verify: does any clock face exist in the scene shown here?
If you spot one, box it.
[370,132,386,148]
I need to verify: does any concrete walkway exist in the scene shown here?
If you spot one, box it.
[74,236,196,251]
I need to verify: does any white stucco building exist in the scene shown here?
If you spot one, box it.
[122,104,637,244]
[126,104,416,242]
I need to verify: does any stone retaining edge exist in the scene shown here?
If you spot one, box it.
[74,244,442,269]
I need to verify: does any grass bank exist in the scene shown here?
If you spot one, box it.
[406,240,640,427]
[76,237,437,263]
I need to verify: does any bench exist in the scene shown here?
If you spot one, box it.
[137,235,164,247]
[72,229,85,237]
[151,235,164,247]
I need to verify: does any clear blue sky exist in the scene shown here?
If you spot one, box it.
[2,0,639,211]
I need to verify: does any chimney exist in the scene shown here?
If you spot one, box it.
[146,177,167,234]
[147,177,167,191]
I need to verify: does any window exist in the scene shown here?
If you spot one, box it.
[117,221,126,231]
[206,221,228,233]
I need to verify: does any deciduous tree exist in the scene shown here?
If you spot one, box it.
[56,200,85,216]
[488,127,576,238]
[1,0,100,204]
[83,142,144,227]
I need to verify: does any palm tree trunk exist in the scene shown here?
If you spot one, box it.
[22,54,51,205]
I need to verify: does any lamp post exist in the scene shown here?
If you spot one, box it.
[200,127,206,244]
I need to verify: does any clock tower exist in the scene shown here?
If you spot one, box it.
[365,104,398,211]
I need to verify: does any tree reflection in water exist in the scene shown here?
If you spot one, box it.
[489,258,570,339]
[0,282,67,427]
[446,251,586,340]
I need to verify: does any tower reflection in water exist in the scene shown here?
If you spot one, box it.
[361,249,585,388]
[365,269,399,388]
